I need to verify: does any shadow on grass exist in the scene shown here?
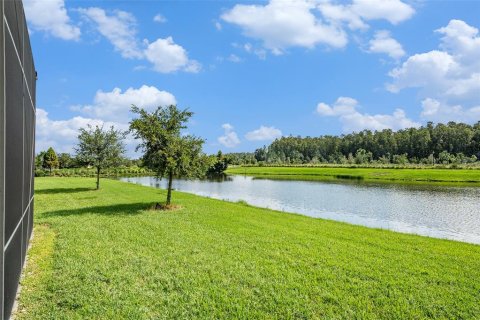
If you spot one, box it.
[43,202,152,217]
[35,187,95,195]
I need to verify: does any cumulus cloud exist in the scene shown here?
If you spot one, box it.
[36,108,126,154]
[78,7,142,59]
[316,97,419,132]
[349,0,414,25]
[388,19,480,123]
[221,0,347,54]
[218,124,240,148]
[420,98,480,123]
[222,0,414,54]
[245,126,282,141]
[318,0,414,31]
[144,37,201,73]
[153,14,167,23]
[23,0,80,40]
[79,7,200,73]
[368,30,405,59]
[388,50,457,94]
[317,2,368,30]
[73,85,176,122]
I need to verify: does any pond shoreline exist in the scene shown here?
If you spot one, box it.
[120,175,480,245]
[226,166,480,184]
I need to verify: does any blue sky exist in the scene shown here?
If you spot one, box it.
[25,0,480,156]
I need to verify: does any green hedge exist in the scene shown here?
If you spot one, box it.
[35,167,155,177]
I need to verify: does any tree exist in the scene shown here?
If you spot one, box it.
[58,153,74,168]
[354,148,372,164]
[129,105,205,206]
[254,146,267,162]
[43,147,59,173]
[207,151,229,175]
[35,151,47,169]
[75,125,125,190]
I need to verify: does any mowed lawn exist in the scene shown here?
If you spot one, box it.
[226,166,480,183]
[16,178,480,319]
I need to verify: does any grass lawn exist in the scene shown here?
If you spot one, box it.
[226,166,480,183]
[16,177,480,319]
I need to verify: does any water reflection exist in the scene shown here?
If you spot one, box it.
[119,176,480,245]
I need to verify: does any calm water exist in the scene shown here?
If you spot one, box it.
[120,176,480,245]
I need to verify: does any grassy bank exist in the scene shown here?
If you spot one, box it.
[17,178,480,319]
[226,166,480,183]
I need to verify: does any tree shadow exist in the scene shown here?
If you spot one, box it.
[35,187,96,195]
[43,202,153,217]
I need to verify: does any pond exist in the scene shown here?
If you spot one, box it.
[119,176,480,245]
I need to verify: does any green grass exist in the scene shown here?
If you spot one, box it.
[17,177,480,319]
[226,166,480,183]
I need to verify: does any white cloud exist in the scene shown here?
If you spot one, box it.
[368,30,405,59]
[388,50,457,93]
[221,0,414,54]
[388,19,480,123]
[227,54,242,63]
[350,0,415,25]
[79,7,142,59]
[316,97,419,132]
[245,126,282,141]
[23,0,80,40]
[318,0,414,29]
[215,21,222,31]
[144,37,201,73]
[218,124,241,148]
[153,14,167,23]
[317,2,368,30]
[79,7,200,73]
[221,0,348,54]
[73,85,176,122]
[420,98,480,123]
[36,108,126,154]
[243,42,267,60]
[436,19,480,70]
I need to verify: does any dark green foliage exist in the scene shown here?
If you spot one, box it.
[129,105,205,205]
[58,153,74,168]
[75,125,126,190]
[248,121,480,165]
[224,152,257,165]
[34,166,154,178]
[354,149,372,164]
[43,147,59,172]
[35,151,47,169]
[207,151,229,175]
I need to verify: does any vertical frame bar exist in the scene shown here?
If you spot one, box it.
[0,0,5,317]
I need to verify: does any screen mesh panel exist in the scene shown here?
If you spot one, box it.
[3,226,22,320]
[1,0,36,318]
[4,31,24,242]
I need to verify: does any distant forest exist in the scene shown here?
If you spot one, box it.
[226,122,480,165]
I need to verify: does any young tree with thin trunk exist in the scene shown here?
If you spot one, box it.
[75,125,125,190]
[43,147,59,173]
[129,105,205,206]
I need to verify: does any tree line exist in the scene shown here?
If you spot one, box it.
[232,122,480,165]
